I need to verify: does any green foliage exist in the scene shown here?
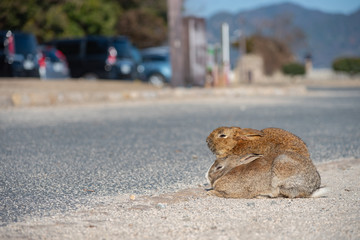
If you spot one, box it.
[332,57,360,76]
[63,0,121,37]
[0,0,120,42]
[0,0,167,46]
[282,62,306,76]
[0,0,39,30]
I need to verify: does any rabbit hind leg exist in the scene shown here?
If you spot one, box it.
[271,153,319,198]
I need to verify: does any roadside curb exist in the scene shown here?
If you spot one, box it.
[0,84,307,108]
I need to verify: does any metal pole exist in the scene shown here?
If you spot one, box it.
[221,23,230,86]
[222,23,230,65]
[167,0,184,87]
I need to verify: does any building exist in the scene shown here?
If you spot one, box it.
[235,54,265,84]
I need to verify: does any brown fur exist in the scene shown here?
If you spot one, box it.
[208,154,275,198]
[207,152,321,198]
[206,127,310,158]
[206,126,321,198]
[206,154,263,186]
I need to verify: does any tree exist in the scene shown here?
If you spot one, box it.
[0,0,121,42]
[62,0,120,37]
[115,0,167,20]
[114,0,167,48]
[232,13,305,75]
[332,57,360,76]
[116,8,167,48]
[0,0,41,31]
[242,35,294,75]
[0,0,168,47]
[282,62,306,76]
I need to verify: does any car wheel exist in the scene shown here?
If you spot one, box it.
[148,73,165,87]
[82,73,98,80]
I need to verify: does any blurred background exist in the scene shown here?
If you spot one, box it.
[0,0,359,86]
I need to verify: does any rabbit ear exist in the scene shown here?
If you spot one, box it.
[237,154,263,165]
[234,128,264,141]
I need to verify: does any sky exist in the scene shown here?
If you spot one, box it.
[184,0,360,17]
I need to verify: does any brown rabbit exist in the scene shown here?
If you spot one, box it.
[206,127,310,159]
[206,153,263,186]
[206,126,322,198]
[207,152,322,198]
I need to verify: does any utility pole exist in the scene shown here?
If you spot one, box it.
[167,0,184,87]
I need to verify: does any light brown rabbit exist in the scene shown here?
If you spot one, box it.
[206,153,263,186]
[206,127,310,159]
[207,152,322,198]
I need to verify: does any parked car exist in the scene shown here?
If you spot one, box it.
[38,45,69,79]
[0,30,40,78]
[46,36,140,80]
[138,46,171,87]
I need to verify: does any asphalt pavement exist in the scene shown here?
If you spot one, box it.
[1,87,360,226]
[0,79,360,239]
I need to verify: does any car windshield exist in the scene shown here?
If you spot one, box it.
[43,49,59,62]
[113,40,131,59]
[86,38,108,55]
[14,34,37,55]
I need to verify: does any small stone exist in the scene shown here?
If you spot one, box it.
[246,202,255,207]
[156,203,167,209]
[130,195,136,200]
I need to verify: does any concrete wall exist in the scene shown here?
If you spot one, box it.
[234,54,265,84]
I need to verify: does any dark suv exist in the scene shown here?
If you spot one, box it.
[0,30,40,78]
[47,36,140,80]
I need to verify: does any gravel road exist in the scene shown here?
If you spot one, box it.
[0,89,359,239]
[1,158,359,240]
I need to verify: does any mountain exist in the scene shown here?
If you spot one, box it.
[206,3,360,68]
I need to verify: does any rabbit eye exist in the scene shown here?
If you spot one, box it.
[216,165,223,171]
[219,134,227,138]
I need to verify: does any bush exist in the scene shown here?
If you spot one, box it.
[332,57,360,76]
[282,62,306,76]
